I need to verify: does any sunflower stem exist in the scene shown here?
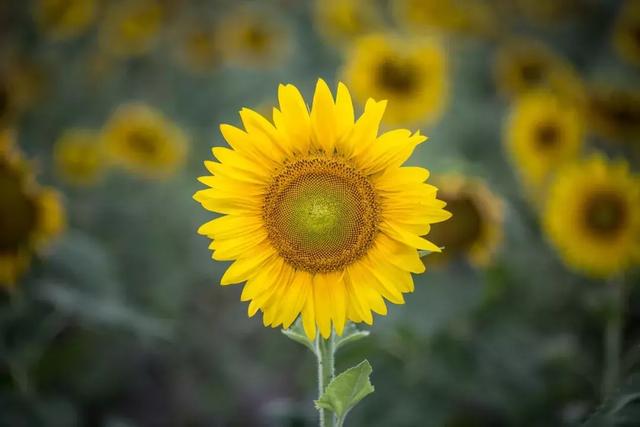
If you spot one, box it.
[602,277,625,399]
[316,331,336,427]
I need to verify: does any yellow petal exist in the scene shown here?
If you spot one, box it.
[220,244,275,285]
[310,79,337,153]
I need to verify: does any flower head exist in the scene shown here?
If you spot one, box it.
[54,128,105,186]
[0,130,65,288]
[99,0,164,57]
[613,0,640,67]
[314,0,383,46]
[586,85,640,144]
[543,155,640,278]
[34,0,97,41]
[103,103,187,178]
[342,34,448,126]
[194,80,451,339]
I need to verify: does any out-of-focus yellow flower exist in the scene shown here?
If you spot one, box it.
[544,155,640,278]
[515,0,582,24]
[505,92,585,195]
[54,129,106,186]
[34,0,98,41]
[100,0,164,57]
[0,58,47,126]
[0,130,65,289]
[103,103,187,178]
[174,25,220,73]
[426,175,504,267]
[495,38,584,104]
[392,0,499,38]
[314,0,382,45]
[194,80,451,339]
[216,7,290,68]
[586,85,640,144]
[613,0,640,67]
[342,33,448,126]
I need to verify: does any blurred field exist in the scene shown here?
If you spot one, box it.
[1,0,640,426]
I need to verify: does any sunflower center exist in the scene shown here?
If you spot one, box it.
[263,156,379,273]
[584,192,627,237]
[428,195,482,254]
[520,61,545,84]
[535,122,560,148]
[128,129,159,156]
[243,26,270,52]
[0,169,37,252]
[376,58,417,94]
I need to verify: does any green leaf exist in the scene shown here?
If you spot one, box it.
[335,323,369,352]
[418,247,443,258]
[583,372,640,426]
[315,360,375,425]
[281,318,315,354]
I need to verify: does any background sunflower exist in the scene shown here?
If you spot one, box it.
[1,1,640,426]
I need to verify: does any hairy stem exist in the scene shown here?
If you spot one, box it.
[603,277,625,398]
[316,332,335,427]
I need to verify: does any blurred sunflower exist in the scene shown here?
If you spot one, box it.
[613,0,640,67]
[0,131,65,288]
[392,0,498,38]
[194,80,451,339]
[314,0,382,46]
[103,103,187,178]
[342,33,448,126]
[505,92,585,194]
[99,0,164,57]
[587,85,640,144]
[174,25,220,73]
[54,128,105,186]
[494,38,584,103]
[0,59,47,127]
[216,7,290,67]
[34,0,97,41]
[426,175,504,267]
[0,76,18,129]
[544,156,640,278]
[515,0,582,24]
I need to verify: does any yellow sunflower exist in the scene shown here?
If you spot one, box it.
[174,24,220,73]
[103,103,187,178]
[194,80,451,339]
[342,33,448,126]
[99,0,164,57]
[34,0,97,41]
[216,7,290,68]
[505,91,585,195]
[314,0,383,46]
[544,155,640,278]
[54,128,106,186]
[613,0,640,67]
[392,0,499,38]
[426,175,503,267]
[514,0,581,24]
[587,85,640,144]
[494,38,584,103]
[0,130,65,288]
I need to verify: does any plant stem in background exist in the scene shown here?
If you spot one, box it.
[316,332,336,427]
[603,277,625,398]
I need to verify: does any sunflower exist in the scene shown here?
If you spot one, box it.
[54,128,105,186]
[103,103,187,178]
[99,0,164,57]
[494,38,584,103]
[216,7,290,68]
[342,33,448,126]
[174,24,220,73]
[514,0,582,24]
[426,175,503,267]
[391,0,498,38]
[314,0,383,46]
[586,85,640,144]
[613,0,640,67]
[505,91,585,194]
[34,0,97,41]
[194,80,451,339]
[0,130,65,288]
[543,155,640,278]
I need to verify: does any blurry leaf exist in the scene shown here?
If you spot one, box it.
[418,248,443,258]
[583,372,640,427]
[315,360,374,426]
[281,318,315,354]
[335,323,369,352]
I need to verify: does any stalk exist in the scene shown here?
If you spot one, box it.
[315,332,335,427]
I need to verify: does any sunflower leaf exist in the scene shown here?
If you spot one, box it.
[335,322,369,352]
[281,318,315,354]
[315,360,375,425]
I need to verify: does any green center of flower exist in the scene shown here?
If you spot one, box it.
[376,58,418,94]
[584,191,627,237]
[264,156,379,273]
[0,168,37,252]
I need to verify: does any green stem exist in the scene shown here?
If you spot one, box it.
[603,277,625,399]
[316,331,335,427]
